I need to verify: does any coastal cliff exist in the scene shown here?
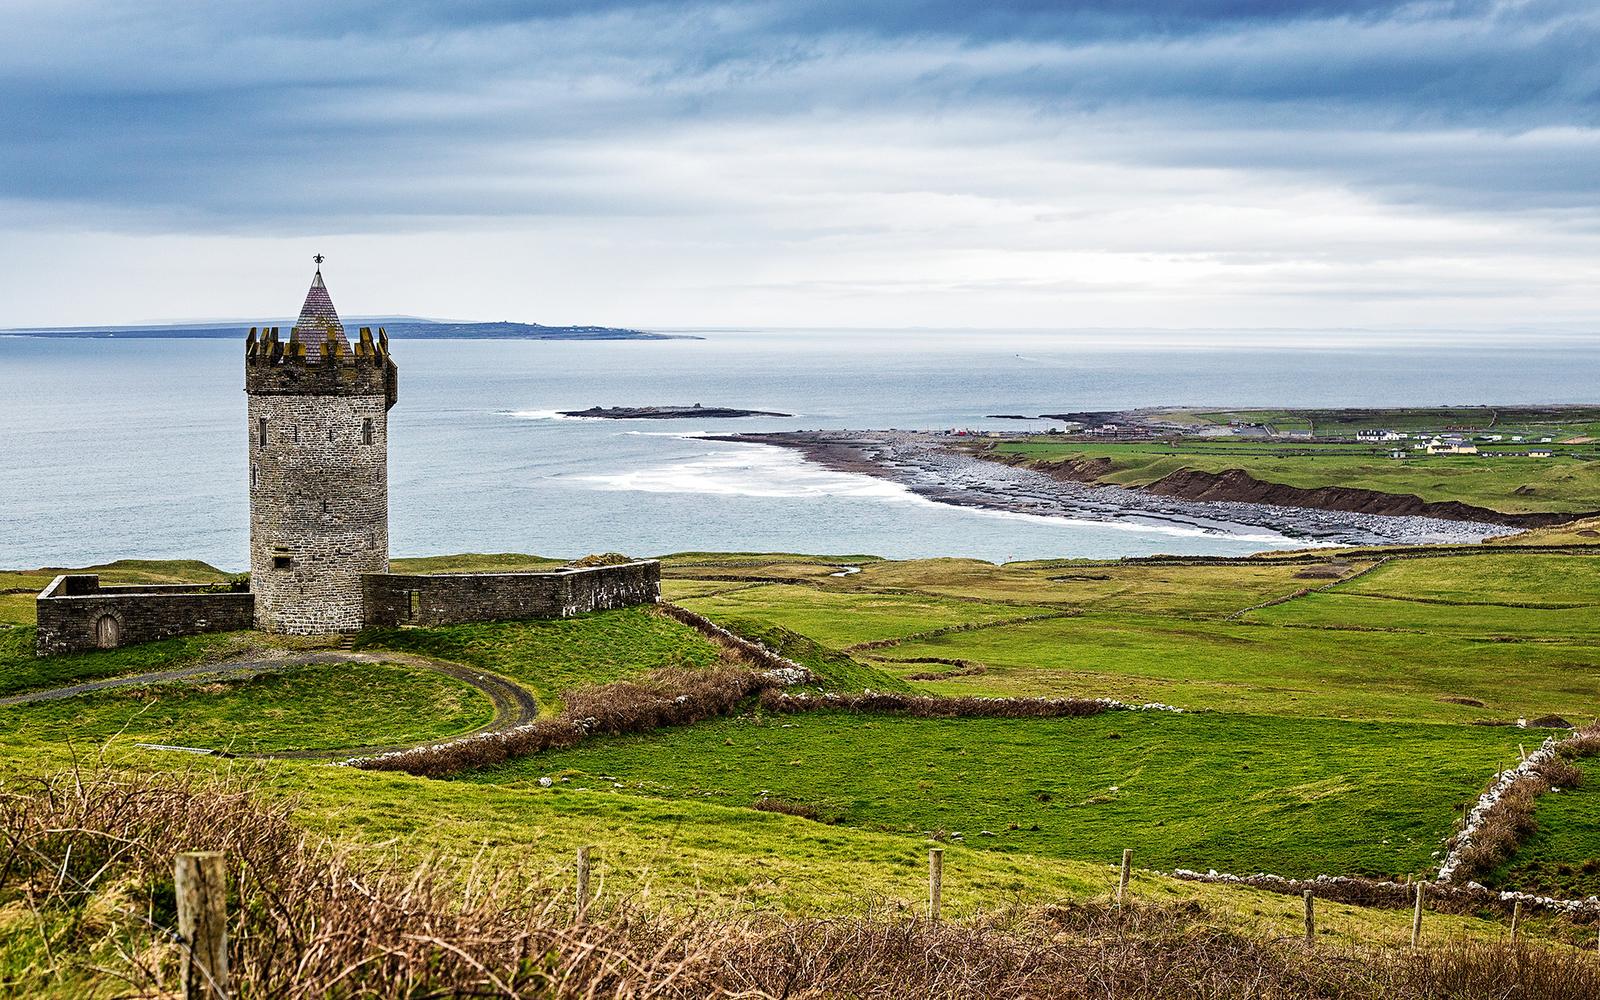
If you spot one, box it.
[1007,455,1586,528]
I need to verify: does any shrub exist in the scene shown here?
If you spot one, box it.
[565,552,636,568]
[751,797,826,822]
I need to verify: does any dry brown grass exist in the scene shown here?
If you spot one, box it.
[1557,723,1600,760]
[751,796,828,822]
[1451,728,1599,883]
[6,766,1600,998]
[565,551,637,568]
[890,656,989,681]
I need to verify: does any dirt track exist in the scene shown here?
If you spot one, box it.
[0,650,542,761]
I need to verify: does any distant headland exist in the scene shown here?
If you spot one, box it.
[3,319,695,341]
[562,404,792,419]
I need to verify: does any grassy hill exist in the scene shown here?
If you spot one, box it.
[3,537,1600,992]
[989,438,1600,515]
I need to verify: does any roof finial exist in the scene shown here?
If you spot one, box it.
[313,252,326,269]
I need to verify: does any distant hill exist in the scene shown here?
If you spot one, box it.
[2,319,695,341]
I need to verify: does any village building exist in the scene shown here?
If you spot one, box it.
[1425,437,1479,455]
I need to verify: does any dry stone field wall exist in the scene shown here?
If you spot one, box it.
[34,575,253,655]
[362,561,661,627]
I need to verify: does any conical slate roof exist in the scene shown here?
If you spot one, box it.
[289,269,349,360]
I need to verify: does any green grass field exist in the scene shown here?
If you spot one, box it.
[6,662,493,754]
[1,536,1596,935]
[471,709,1526,879]
[355,606,725,712]
[677,584,1061,649]
[0,627,262,697]
[862,613,1600,722]
[675,554,1600,723]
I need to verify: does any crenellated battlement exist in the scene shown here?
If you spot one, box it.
[245,324,398,407]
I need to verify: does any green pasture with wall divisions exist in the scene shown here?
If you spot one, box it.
[0,526,1597,921]
[672,548,1600,724]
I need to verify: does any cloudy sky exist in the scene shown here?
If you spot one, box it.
[2,0,1596,331]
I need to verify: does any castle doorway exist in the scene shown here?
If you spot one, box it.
[95,615,120,649]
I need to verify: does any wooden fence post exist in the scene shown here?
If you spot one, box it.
[576,846,591,920]
[1303,890,1315,946]
[1509,901,1521,946]
[1410,882,1425,948]
[1116,848,1133,905]
[175,851,228,1000]
[929,848,943,922]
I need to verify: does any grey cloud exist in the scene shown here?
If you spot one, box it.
[0,0,1596,229]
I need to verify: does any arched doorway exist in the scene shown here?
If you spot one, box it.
[95,615,120,649]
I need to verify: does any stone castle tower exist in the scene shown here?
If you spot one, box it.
[245,264,398,633]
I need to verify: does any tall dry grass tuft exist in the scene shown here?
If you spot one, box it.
[1557,723,1600,760]
[6,766,1600,997]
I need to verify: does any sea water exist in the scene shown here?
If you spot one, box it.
[2,328,1596,569]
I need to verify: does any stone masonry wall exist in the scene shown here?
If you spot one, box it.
[35,575,254,656]
[361,561,661,628]
[248,392,390,634]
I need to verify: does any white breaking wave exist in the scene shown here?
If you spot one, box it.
[506,409,594,421]
[618,430,714,438]
[577,447,911,500]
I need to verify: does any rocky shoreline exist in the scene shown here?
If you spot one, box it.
[712,431,1517,547]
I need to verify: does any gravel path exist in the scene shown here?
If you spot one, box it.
[0,650,542,760]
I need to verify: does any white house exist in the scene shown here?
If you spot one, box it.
[1426,437,1479,455]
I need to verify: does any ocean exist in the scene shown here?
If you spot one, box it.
[2,329,1596,570]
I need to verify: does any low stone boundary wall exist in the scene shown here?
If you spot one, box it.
[362,561,660,628]
[1169,868,1599,917]
[34,575,254,656]
[656,602,812,680]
